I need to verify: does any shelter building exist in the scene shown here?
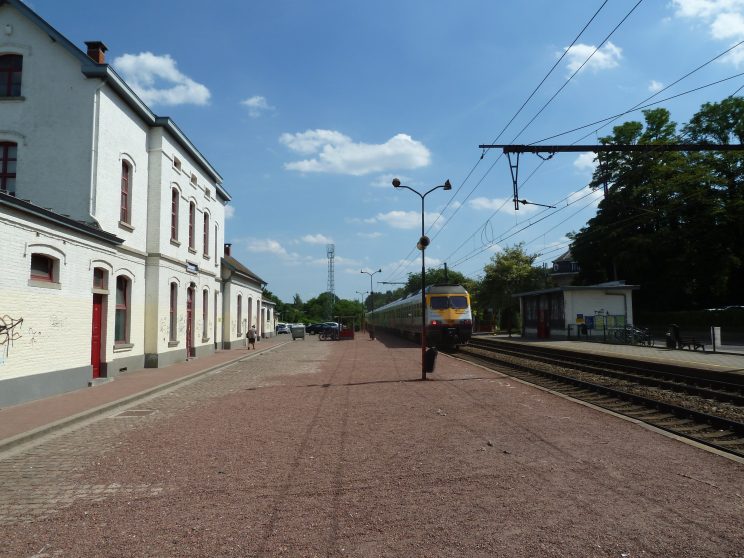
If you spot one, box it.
[514,281,639,339]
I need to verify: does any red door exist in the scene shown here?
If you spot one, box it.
[186,287,194,358]
[91,294,103,378]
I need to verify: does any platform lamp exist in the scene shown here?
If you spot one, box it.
[361,269,381,337]
[392,177,452,380]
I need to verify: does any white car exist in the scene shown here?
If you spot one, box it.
[276,323,290,334]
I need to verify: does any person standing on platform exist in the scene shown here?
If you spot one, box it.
[247,324,258,350]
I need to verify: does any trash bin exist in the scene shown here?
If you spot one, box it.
[290,325,305,340]
[424,347,438,374]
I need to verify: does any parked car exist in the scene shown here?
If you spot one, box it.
[306,323,325,335]
[276,323,290,334]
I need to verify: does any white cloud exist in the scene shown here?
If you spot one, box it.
[573,152,597,173]
[245,238,288,256]
[648,80,664,93]
[672,0,744,19]
[358,232,383,239]
[562,42,622,74]
[469,196,541,214]
[301,233,333,244]
[224,205,235,220]
[711,11,744,38]
[374,210,442,229]
[241,95,275,118]
[112,52,210,106]
[280,130,431,176]
[673,1,744,64]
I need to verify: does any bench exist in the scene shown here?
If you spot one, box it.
[677,337,705,351]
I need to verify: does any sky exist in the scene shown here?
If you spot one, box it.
[29,0,744,303]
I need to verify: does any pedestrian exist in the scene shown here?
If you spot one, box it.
[247,324,257,349]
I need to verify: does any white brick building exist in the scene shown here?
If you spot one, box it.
[0,0,270,407]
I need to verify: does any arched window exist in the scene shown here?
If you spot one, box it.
[93,267,107,289]
[203,212,210,257]
[169,282,178,342]
[237,294,243,336]
[0,54,22,97]
[0,142,17,194]
[115,276,130,344]
[188,201,196,250]
[30,253,56,282]
[120,160,131,224]
[170,188,179,241]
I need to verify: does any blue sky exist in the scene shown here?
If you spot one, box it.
[31,0,744,303]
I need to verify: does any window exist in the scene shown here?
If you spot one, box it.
[173,156,182,171]
[0,142,17,195]
[214,224,218,266]
[202,289,208,338]
[120,161,131,224]
[188,201,196,250]
[115,276,130,344]
[203,212,210,256]
[169,282,178,342]
[190,173,197,186]
[170,188,179,241]
[237,295,243,336]
[93,267,107,289]
[0,54,22,97]
[30,254,54,282]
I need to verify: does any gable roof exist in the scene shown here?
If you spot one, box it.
[0,0,230,202]
[222,256,267,287]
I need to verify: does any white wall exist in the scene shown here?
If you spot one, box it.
[0,205,145,404]
[0,6,97,221]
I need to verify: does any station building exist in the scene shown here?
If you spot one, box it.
[0,0,271,407]
[514,282,639,339]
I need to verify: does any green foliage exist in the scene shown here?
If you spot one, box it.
[475,244,549,329]
[570,99,744,311]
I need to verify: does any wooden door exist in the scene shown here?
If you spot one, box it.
[91,293,103,378]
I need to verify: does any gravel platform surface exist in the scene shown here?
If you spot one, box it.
[1,334,743,557]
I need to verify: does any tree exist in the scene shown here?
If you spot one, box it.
[476,244,548,330]
[570,100,744,310]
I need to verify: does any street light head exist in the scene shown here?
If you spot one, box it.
[392,178,401,188]
[417,235,430,250]
[443,179,452,191]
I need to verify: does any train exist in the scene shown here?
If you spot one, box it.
[367,284,473,348]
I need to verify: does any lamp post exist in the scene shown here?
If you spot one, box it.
[360,269,381,311]
[392,177,452,380]
[356,290,368,331]
[360,269,381,337]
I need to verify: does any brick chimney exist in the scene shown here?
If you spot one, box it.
[84,41,108,64]
[224,243,232,257]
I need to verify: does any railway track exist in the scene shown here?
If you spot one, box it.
[456,338,744,459]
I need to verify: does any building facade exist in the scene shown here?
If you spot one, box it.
[0,0,270,407]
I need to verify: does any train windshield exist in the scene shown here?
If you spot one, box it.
[429,295,468,309]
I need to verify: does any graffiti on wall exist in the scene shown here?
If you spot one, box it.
[27,326,42,347]
[0,315,24,357]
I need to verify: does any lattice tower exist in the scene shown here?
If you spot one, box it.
[326,244,335,318]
